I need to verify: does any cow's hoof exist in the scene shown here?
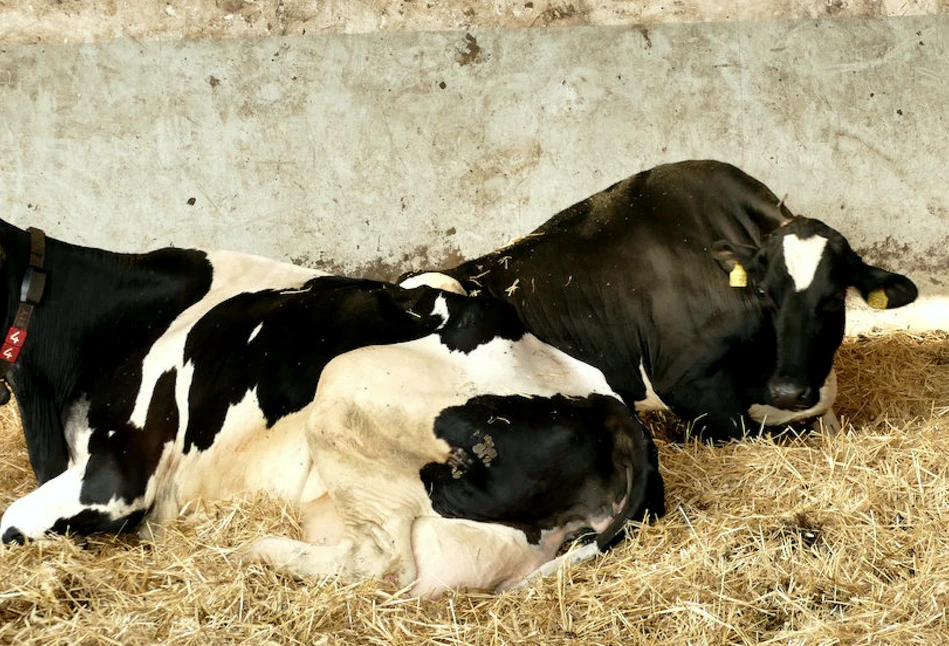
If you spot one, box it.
[2,526,26,545]
[812,409,841,435]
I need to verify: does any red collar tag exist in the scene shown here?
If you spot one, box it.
[0,326,28,363]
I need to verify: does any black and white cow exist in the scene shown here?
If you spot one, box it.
[405,160,918,442]
[0,220,663,595]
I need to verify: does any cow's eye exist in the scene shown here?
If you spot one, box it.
[754,284,776,310]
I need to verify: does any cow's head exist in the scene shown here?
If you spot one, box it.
[712,217,917,410]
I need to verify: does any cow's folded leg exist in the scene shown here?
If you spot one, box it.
[352,518,419,586]
[511,542,602,590]
[2,464,85,542]
[662,370,751,442]
[813,407,841,435]
[247,499,419,586]
[247,526,416,586]
[408,517,558,597]
[305,413,434,586]
[244,536,351,579]
[300,494,346,546]
[1,461,147,543]
[671,404,749,443]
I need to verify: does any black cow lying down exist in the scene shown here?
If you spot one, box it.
[404,160,918,442]
[0,220,663,595]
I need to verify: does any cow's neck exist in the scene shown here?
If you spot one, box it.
[0,220,212,484]
[445,255,511,302]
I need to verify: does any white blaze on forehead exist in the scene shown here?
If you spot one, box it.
[782,234,828,292]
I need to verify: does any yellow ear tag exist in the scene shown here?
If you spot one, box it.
[729,263,747,288]
[867,288,889,310]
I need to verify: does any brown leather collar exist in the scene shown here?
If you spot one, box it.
[0,227,47,404]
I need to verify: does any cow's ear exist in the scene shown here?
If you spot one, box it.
[851,263,918,310]
[711,241,755,287]
[398,272,467,295]
[711,241,744,272]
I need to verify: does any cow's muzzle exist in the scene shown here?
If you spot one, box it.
[767,380,817,411]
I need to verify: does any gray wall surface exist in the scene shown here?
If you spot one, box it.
[1,16,947,331]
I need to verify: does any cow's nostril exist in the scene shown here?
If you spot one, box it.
[768,382,808,410]
[798,387,815,407]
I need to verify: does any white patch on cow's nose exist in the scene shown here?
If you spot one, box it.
[782,234,828,292]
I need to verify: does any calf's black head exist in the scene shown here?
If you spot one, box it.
[714,217,917,410]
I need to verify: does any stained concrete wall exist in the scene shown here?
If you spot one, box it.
[2,0,947,44]
[0,15,947,332]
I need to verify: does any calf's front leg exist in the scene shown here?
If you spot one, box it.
[1,457,150,544]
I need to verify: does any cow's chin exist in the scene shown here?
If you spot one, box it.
[748,369,837,427]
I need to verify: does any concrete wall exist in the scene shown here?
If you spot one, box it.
[0,13,947,332]
[2,1,947,44]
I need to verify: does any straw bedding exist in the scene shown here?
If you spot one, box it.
[1,331,947,645]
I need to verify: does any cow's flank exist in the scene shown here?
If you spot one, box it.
[0,219,663,596]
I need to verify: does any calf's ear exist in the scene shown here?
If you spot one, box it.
[851,263,918,310]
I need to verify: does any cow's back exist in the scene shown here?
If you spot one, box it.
[446,161,792,404]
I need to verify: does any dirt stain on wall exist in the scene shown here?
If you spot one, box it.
[455,33,482,66]
[292,242,466,283]
[1,1,943,45]
[856,234,949,285]
[532,2,591,27]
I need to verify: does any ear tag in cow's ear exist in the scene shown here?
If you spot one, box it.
[729,263,748,288]
[867,288,889,310]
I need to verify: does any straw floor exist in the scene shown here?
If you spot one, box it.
[1,331,948,645]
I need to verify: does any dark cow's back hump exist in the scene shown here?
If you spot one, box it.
[444,160,790,401]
